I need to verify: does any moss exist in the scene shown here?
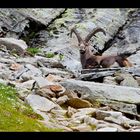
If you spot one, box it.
[48,9,75,31]
[90,124,97,130]
[26,47,41,56]
[0,83,61,131]
[45,52,55,58]
[91,100,102,108]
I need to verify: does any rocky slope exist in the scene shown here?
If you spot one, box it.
[0,8,140,132]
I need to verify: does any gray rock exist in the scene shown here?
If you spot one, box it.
[96,122,127,132]
[46,74,64,82]
[40,67,72,78]
[17,89,31,100]
[66,106,77,118]
[78,71,115,81]
[130,129,140,132]
[20,71,34,81]
[70,123,93,132]
[25,94,59,112]
[56,95,69,105]
[0,70,12,80]
[103,76,118,85]
[41,120,73,132]
[0,58,16,64]
[36,86,56,98]
[83,116,98,126]
[15,80,35,90]
[16,57,38,65]
[71,108,96,118]
[95,110,122,120]
[105,115,140,128]
[36,56,66,69]
[116,73,139,88]
[33,76,54,88]
[97,127,118,132]
[25,64,42,76]
[100,100,137,115]
[135,76,140,86]
[0,38,28,55]
[50,109,67,117]
[69,115,88,125]
[60,79,140,115]
[0,79,8,85]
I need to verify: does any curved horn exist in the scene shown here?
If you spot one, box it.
[70,27,83,43]
[85,27,106,43]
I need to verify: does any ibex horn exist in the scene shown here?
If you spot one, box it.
[70,27,83,43]
[84,27,106,43]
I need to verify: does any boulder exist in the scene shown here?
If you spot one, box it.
[36,86,56,98]
[33,76,54,88]
[60,79,140,115]
[25,94,60,112]
[0,38,28,55]
[15,80,35,90]
[66,98,93,109]
[103,76,118,85]
[95,110,122,120]
[56,95,69,105]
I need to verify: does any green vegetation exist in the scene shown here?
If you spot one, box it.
[22,31,36,45]
[59,54,64,61]
[0,83,60,132]
[26,47,41,56]
[45,52,55,58]
[45,52,64,61]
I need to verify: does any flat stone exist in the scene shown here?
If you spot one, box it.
[33,76,54,88]
[103,76,118,85]
[66,98,93,109]
[36,86,56,98]
[72,108,96,118]
[15,80,35,90]
[95,110,122,120]
[25,64,42,76]
[50,84,65,93]
[25,94,58,112]
[97,127,118,132]
[71,123,93,132]
[40,67,71,78]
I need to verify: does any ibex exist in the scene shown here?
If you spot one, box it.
[70,27,133,69]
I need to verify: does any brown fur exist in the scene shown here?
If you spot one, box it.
[70,27,133,69]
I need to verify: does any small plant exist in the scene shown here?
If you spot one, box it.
[26,47,41,56]
[59,54,64,61]
[45,52,55,58]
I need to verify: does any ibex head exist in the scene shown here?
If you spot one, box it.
[70,27,106,54]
